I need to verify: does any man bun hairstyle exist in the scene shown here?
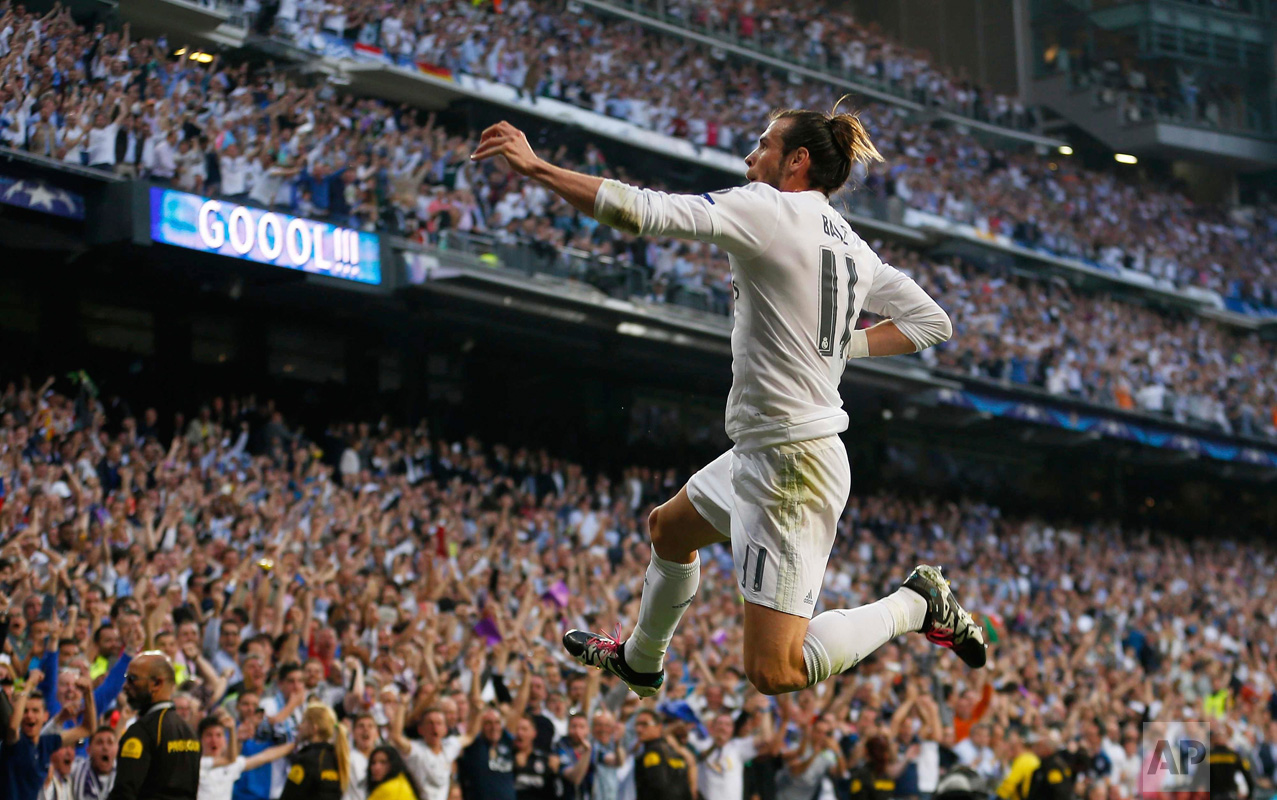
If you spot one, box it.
[771,94,883,194]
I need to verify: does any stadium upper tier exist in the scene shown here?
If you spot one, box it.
[248,0,1276,316]
[1,6,1274,441]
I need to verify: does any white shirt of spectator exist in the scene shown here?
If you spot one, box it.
[86,120,119,166]
[221,154,251,196]
[344,748,369,800]
[175,147,206,191]
[404,737,463,800]
[913,739,942,793]
[698,737,757,800]
[247,161,279,207]
[952,738,1000,781]
[39,769,73,800]
[198,756,247,800]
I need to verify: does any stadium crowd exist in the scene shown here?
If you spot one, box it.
[2,375,1277,800]
[1,0,1275,315]
[881,247,1277,441]
[0,3,1273,439]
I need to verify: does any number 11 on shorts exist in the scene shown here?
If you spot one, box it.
[741,545,768,593]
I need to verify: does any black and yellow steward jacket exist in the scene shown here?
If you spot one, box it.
[107,701,201,800]
[279,741,344,800]
[846,765,896,800]
[1025,752,1075,800]
[1193,744,1253,799]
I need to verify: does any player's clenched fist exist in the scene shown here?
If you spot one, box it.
[470,121,541,176]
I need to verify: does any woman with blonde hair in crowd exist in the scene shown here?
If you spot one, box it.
[280,703,352,800]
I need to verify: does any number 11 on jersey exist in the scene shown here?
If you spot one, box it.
[817,247,859,359]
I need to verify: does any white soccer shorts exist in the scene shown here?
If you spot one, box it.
[685,435,851,618]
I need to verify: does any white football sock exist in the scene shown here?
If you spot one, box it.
[801,588,928,685]
[624,549,700,673]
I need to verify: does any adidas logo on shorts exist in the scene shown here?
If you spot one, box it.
[804,590,814,604]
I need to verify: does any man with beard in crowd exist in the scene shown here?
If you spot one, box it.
[107,652,201,800]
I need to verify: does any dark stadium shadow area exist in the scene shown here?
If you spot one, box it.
[1,236,1274,536]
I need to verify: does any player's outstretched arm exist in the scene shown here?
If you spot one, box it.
[471,121,773,257]
[470,121,603,218]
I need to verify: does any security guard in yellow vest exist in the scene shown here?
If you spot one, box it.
[108,653,201,800]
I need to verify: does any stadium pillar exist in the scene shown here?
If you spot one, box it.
[36,277,86,374]
[237,316,269,387]
[153,309,193,413]
[344,330,381,418]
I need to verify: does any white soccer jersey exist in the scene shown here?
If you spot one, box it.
[596,180,951,448]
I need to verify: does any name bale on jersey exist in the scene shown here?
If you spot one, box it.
[822,215,848,244]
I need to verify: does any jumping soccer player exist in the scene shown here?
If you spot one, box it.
[470,100,986,697]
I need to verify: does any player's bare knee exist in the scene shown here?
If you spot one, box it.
[745,660,804,696]
[648,504,684,561]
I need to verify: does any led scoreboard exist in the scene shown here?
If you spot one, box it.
[150,187,382,285]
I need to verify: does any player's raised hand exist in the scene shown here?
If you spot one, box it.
[470,121,540,176]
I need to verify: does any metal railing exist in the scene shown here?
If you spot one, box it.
[1057,67,1275,138]
[432,230,731,316]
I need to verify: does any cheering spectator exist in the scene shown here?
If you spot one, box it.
[229,693,278,800]
[196,711,296,800]
[779,715,845,800]
[696,695,777,800]
[366,746,424,800]
[511,713,560,800]
[4,674,96,800]
[39,742,77,800]
[69,727,117,800]
[344,714,381,800]
[387,697,461,800]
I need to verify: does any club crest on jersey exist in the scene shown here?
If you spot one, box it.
[822,215,848,244]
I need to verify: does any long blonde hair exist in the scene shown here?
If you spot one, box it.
[302,703,351,790]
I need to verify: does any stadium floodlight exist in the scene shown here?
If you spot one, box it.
[1058,145,1073,156]
[1114,153,1138,164]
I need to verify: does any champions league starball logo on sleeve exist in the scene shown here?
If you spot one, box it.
[149,187,381,285]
